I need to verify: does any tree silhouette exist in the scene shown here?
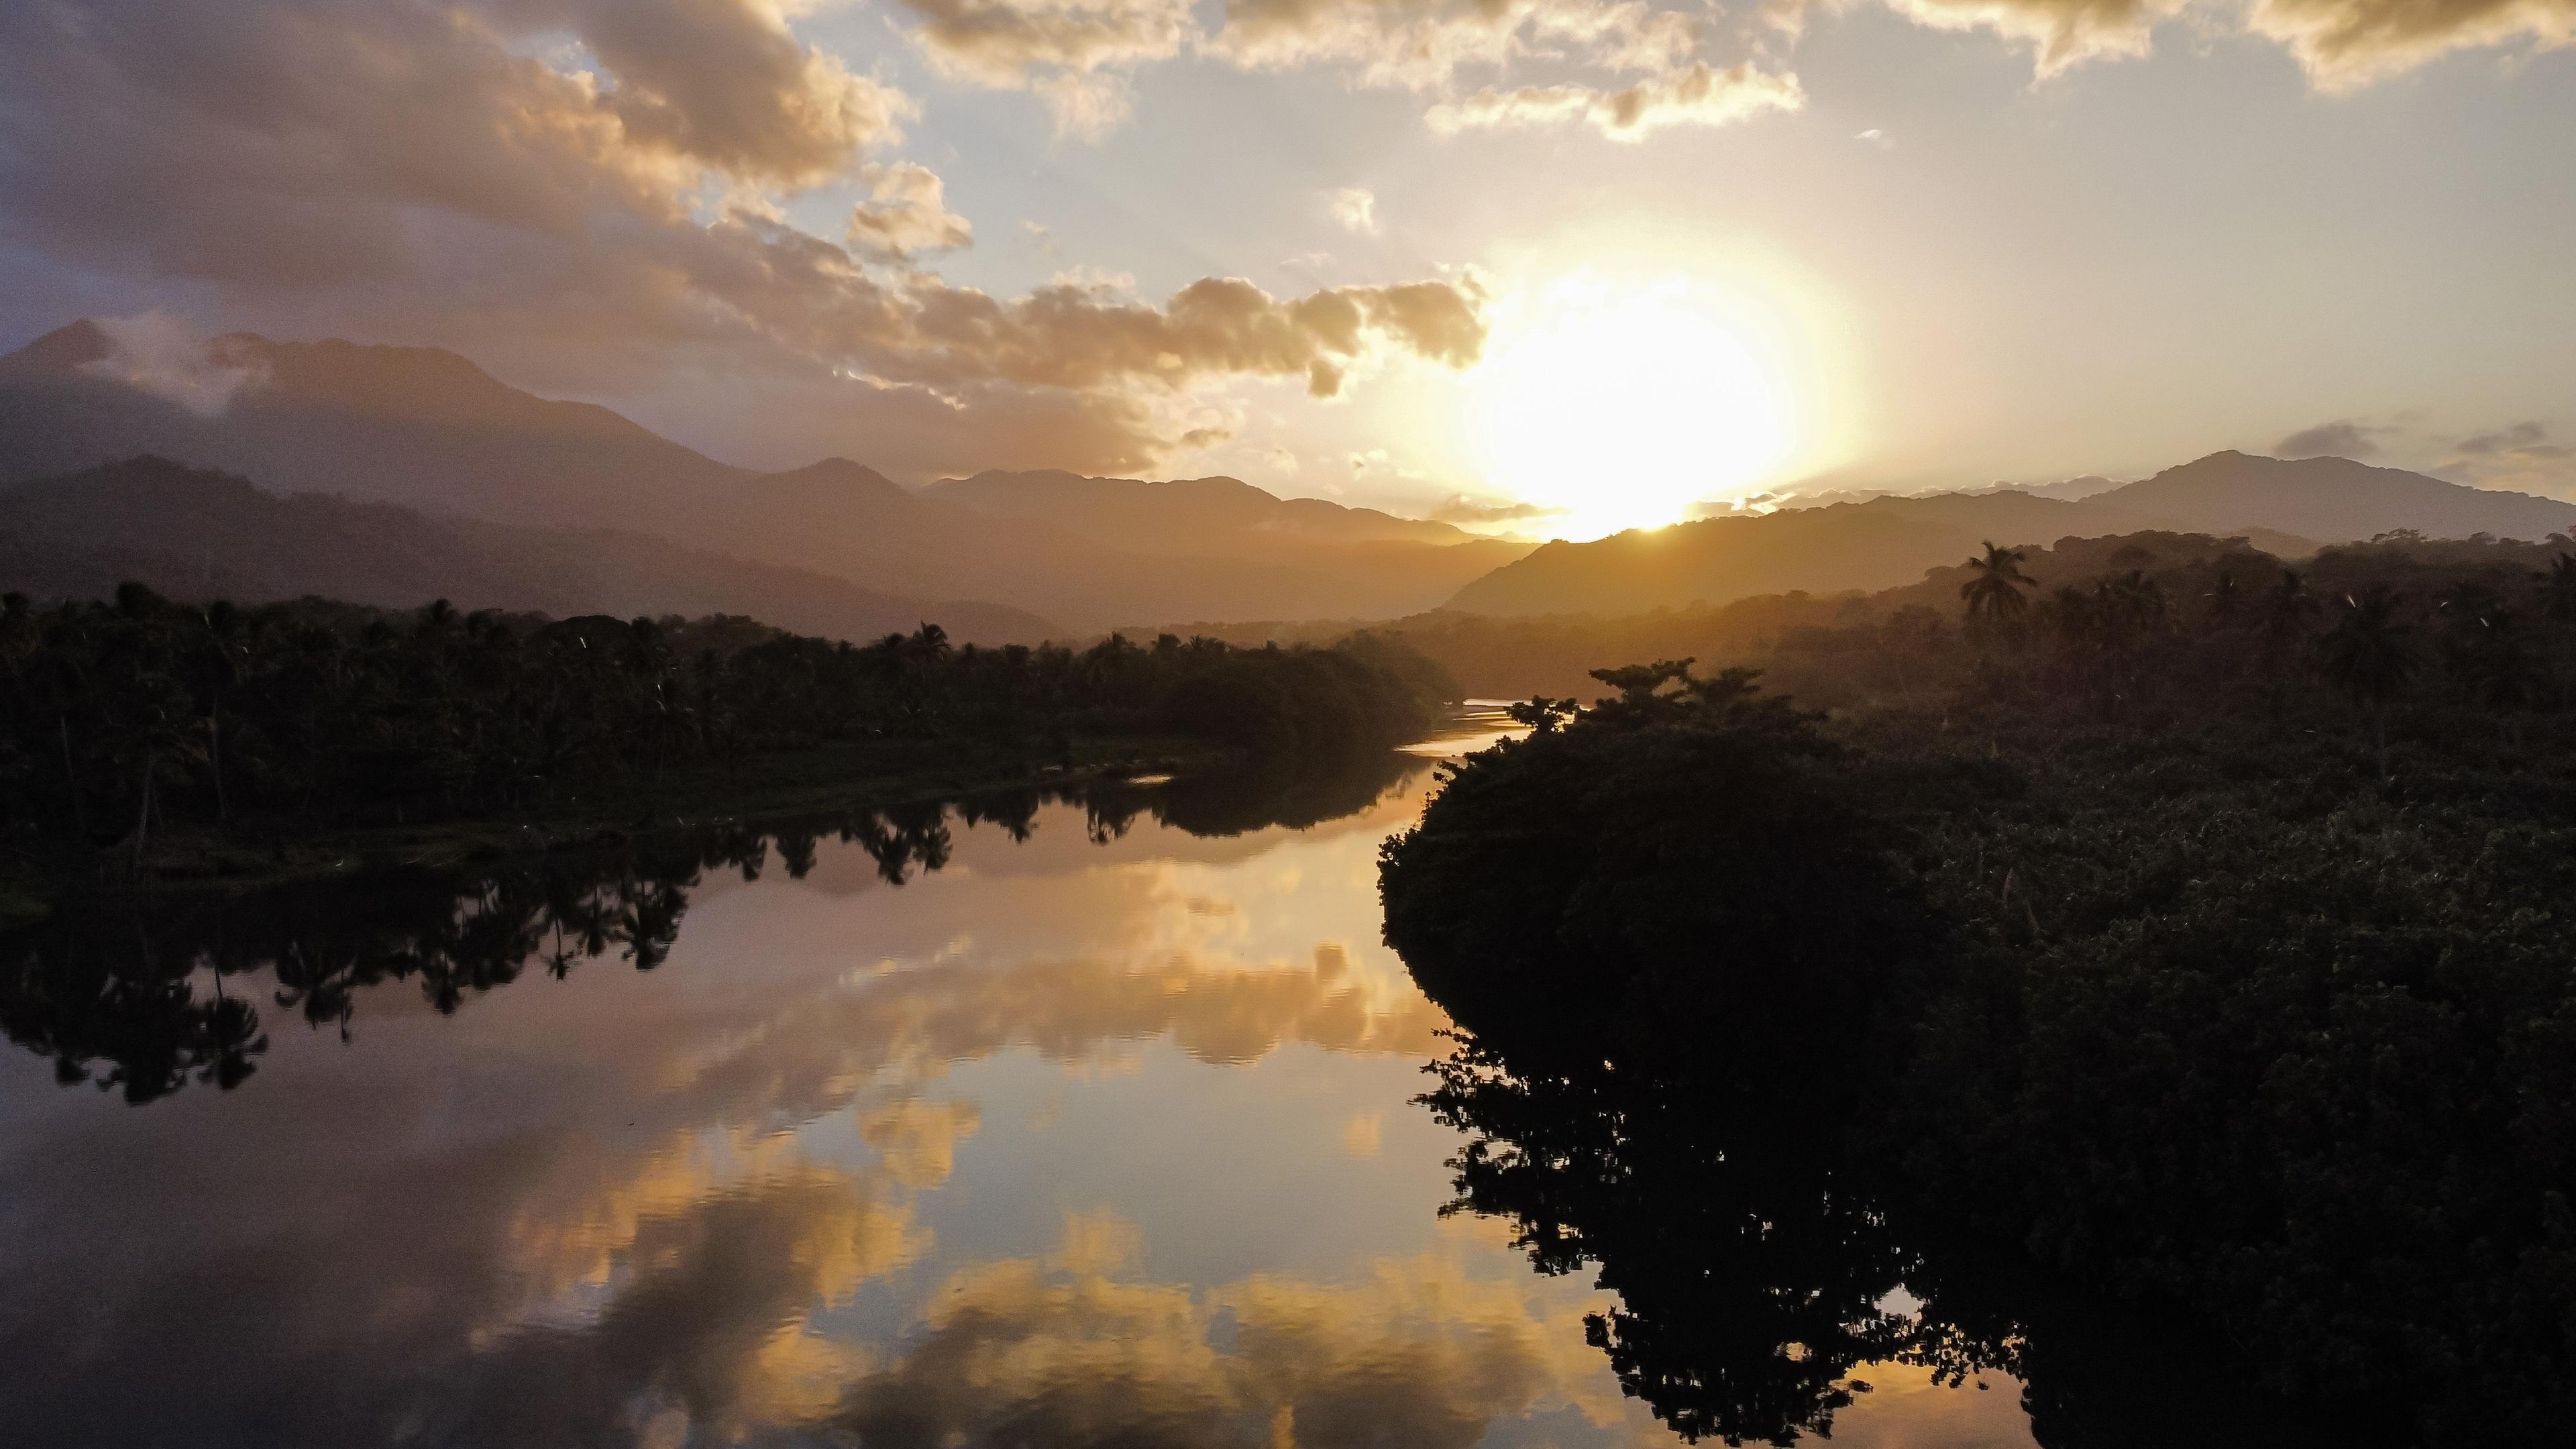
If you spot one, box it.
[1958,541,2033,643]
[0,588,1455,857]
[2535,552,2576,625]
[2314,585,2416,777]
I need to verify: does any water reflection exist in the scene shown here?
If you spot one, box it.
[0,732,2316,1448]
[1424,1036,2371,1449]
[0,749,1426,1104]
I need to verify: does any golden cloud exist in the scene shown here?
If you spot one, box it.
[2248,0,2575,87]
[1818,0,2570,83]
[522,0,914,186]
[1427,60,1807,139]
[0,0,1484,478]
[895,0,1195,135]
[859,1097,987,1185]
[846,161,976,260]
[832,1216,1632,1447]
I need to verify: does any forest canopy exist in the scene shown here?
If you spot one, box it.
[0,586,1454,878]
[1381,531,2576,1446]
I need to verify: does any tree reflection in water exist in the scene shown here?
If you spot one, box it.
[1423,1035,2385,1449]
[0,749,1426,1105]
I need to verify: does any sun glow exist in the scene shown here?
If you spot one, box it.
[1469,274,1803,540]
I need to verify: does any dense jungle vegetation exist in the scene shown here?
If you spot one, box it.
[0,584,1452,894]
[1382,532,2576,1446]
[1425,1038,2377,1449]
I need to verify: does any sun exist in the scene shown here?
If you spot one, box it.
[1469,275,1799,540]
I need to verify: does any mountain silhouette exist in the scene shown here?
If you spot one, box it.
[1446,451,2566,617]
[0,457,1054,643]
[927,470,1480,551]
[0,321,1532,629]
[2093,450,2576,543]
[1446,492,2153,616]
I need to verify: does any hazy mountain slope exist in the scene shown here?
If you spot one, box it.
[0,321,1532,629]
[1446,490,2171,616]
[0,458,1055,643]
[928,470,1475,551]
[2093,451,2575,543]
[1442,450,2551,618]
[0,322,743,527]
[1957,474,2125,502]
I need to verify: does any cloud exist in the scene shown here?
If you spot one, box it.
[2247,0,2576,90]
[0,0,900,286]
[2455,419,2550,455]
[1432,494,1566,525]
[1031,68,1142,136]
[1808,0,2571,86]
[846,162,974,260]
[2438,420,2576,494]
[475,1134,931,1442]
[1856,126,1896,148]
[881,0,1799,141]
[530,0,914,186]
[1330,186,1380,235]
[1340,1111,1385,1156]
[858,1098,984,1185]
[862,272,1486,394]
[897,0,1196,80]
[890,0,1192,134]
[1212,0,1633,88]
[2275,418,2389,458]
[76,312,269,418]
[832,1220,1622,1448]
[0,0,1485,478]
[1427,60,1805,139]
[1855,0,2181,74]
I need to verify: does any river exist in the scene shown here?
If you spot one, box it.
[0,711,2267,1447]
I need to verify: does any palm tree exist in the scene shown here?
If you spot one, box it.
[2536,553,2576,625]
[2204,569,2245,629]
[2440,591,2541,741]
[1959,542,2034,634]
[2315,586,2416,777]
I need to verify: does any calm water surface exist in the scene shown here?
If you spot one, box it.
[1,714,2059,1448]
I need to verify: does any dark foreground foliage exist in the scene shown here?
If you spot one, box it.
[0,584,1452,873]
[1425,1040,2377,1449]
[1382,538,2576,1446]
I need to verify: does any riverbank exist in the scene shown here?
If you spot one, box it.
[0,733,1233,926]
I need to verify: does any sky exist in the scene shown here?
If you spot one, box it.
[1,0,2570,537]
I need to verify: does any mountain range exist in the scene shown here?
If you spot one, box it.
[1448,452,2576,617]
[6,317,2571,635]
[0,457,1053,643]
[0,321,1528,633]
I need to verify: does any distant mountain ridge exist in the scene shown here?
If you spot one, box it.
[2102,450,2575,543]
[0,321,1532,629]
[0,458,1057,644]
[1447,451,2571,618]
[926,470,1477,552]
